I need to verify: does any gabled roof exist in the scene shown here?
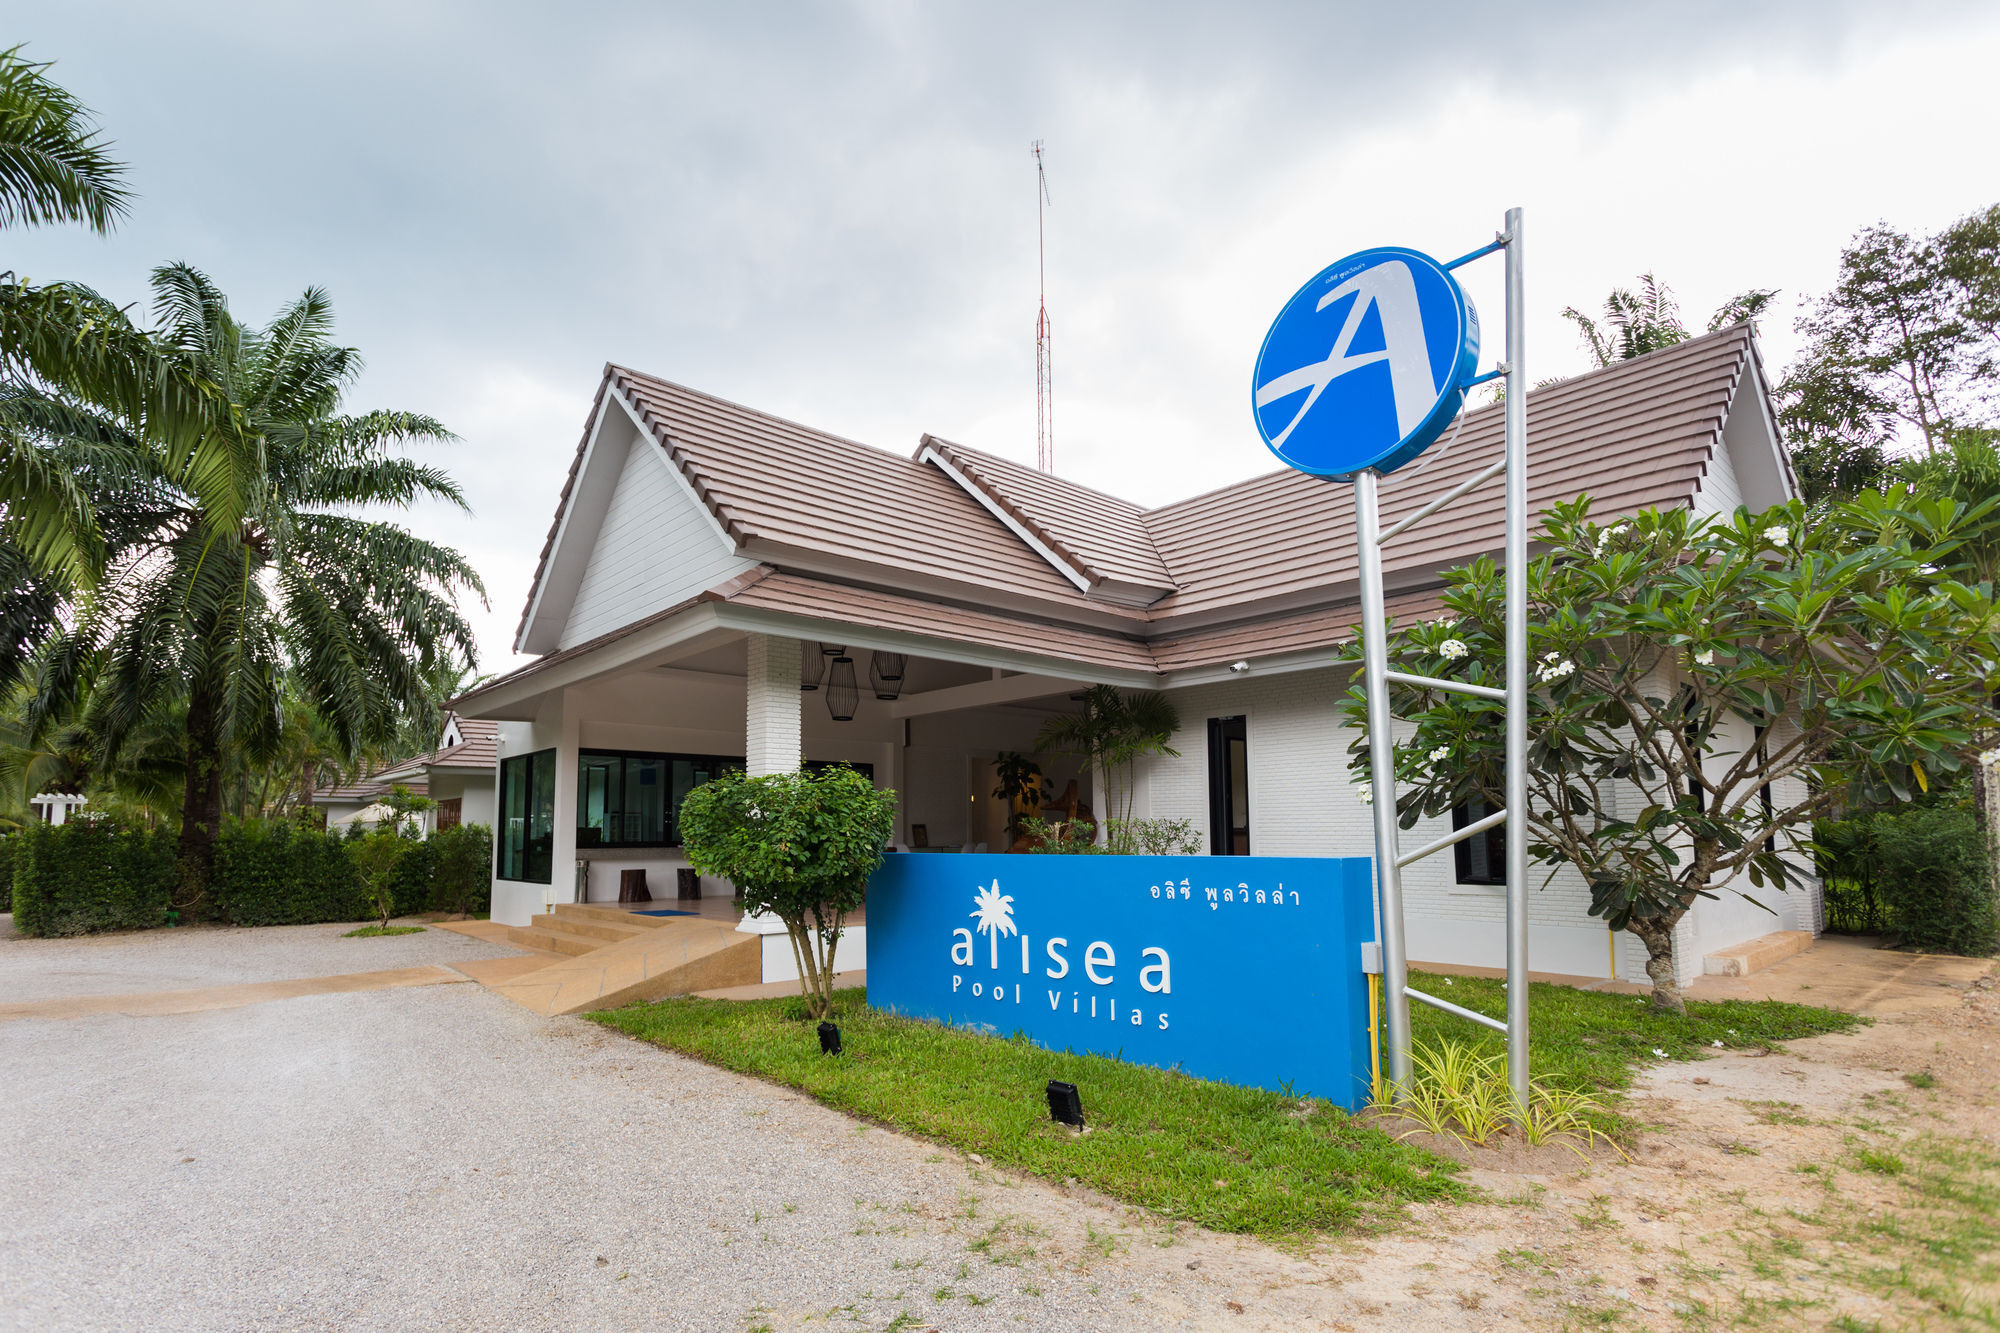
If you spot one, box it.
[487,324,1781,691]
[312,716,499,800]
[915,436,1178,604]
[612,368,1102,611]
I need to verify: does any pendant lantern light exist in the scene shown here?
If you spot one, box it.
[826,656,859,721]
[869,651,908,701]
[801,648,826,691]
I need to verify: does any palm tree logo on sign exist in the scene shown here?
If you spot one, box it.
[969,880,1018,970]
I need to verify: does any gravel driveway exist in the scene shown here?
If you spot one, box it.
[0,928,1315,1333]
[0,918,519,1002]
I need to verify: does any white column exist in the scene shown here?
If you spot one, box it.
[744,634,802,775]
[739,634,802,937]
[554,688,582,903]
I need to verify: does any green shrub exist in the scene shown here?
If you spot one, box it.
[388,831,437,916]
[210,820,368,926]
[430,823,493,915]
[1872,805,1998,956]
[0,833,18,906]
[11,821,175,937]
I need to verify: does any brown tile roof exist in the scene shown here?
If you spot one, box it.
[916,436,1177,595]
[728,572,1156,673]
[1138,326,1751,617]
[490,325,1765,689]
[314,778,429,803]
[611,368,1109,613]
[429,717,499,770]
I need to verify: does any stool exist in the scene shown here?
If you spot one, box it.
[676,867,702,900]
[617,868,652,903]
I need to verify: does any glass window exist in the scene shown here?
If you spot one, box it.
[573,753,878,849]
[1453,798,1507,886]
[578,751,677,847]
[499,748,557,883]
[1206,716,1250,855]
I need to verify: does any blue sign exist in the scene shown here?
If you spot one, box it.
[866,853,1378,1109]
[1251,247,1480,478]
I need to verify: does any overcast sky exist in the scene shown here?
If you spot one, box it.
[11,1,2000,674]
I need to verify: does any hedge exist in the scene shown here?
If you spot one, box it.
[9,819,494,937]
[1871,805,1998,956]
[211,820,370,926]
[11,821,176,937]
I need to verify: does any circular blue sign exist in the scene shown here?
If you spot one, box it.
[1251,247,1480,478]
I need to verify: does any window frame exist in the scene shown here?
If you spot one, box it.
[1452,796,1508,886]
[572,751,877,851]
[1206,716,1251,856]
[498,748,558,884]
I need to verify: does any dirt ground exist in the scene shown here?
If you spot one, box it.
[871,942,2000,1332]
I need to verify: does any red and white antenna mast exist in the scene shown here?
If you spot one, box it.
[1032,140,1053,474]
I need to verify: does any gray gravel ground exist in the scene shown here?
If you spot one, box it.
[0,949,1325,1332]
[0,920,518,1002]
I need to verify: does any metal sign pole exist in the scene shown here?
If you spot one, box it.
[1353,469,1413,1091]
[1501,206,1531,1111]
[1247,211,1528,1107]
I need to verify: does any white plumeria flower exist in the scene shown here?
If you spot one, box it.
[1438,638,1469,660]
[1694,650,1715,667]
[1442,978,1454,986]
[1762,525,1791,548]
[1711,1040,1724,1048]
[1652,1048,1668,1058]
[1536,657,1577,684]
[1355,785,1374,805]
[1428,746,1451,763]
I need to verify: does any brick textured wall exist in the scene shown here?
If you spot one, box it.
[744,634,802,775]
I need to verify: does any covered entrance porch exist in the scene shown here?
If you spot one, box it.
[456,618,1134,944]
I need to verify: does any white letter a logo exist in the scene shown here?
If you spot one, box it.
[1256,261,1437,448]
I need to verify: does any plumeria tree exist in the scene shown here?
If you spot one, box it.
[1343,491,2000,1012]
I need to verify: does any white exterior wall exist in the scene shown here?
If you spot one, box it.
[558,420,757,650]
[1136,668,1637,982]
[485,661,1071,924]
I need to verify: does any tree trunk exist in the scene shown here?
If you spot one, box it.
[176,686,224,913]
[1630,918,1684,1014]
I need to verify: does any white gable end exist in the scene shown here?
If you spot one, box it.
[558,413,758,651]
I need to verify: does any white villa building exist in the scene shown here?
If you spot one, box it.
[455,325,1818,990]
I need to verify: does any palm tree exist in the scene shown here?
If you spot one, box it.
[0,44,142,586]
[1563,274,1777,369]
[31,264,485,905]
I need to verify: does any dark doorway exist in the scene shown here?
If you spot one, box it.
[1207,716,1250,855]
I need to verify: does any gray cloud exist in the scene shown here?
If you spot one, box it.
[8,0,1995,670]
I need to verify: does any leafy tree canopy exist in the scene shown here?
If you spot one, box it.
[1343,491,2000,1011]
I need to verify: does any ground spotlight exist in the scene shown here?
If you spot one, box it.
[1046,1079,1084,1128]
[817,1021,842,1055]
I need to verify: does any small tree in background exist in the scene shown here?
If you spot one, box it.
[376,783,435,833]
[1034,686,1181,836]
[678,765,896,1019]
[348,827,409,931]
[1344,491,2000,1012]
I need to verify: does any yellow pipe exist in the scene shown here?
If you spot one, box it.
[1608,928,1617,981]
[1367,971,1383,1099]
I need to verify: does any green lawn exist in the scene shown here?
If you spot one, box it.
[1405,971,1861,1099]
[590,973,1860,1240]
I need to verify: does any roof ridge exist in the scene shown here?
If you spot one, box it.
[918,435,1149,514]
[918,436,1105,588]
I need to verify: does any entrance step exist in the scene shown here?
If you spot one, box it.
[506,923,622,956]
[553,902,678,930]
[487,915,760,1017]
[1704,929,1814,977]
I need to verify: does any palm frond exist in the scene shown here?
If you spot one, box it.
[0,45,131,233]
